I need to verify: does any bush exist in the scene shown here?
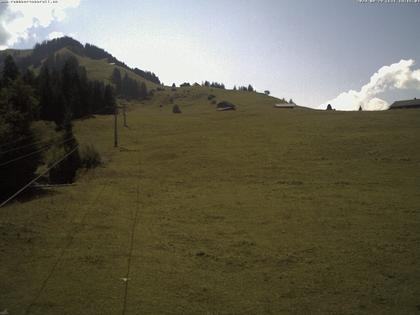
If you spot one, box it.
[47,127,81,184]
[208,94,216,100]
[172,104,181,114]
[80,144,101,169]
[47,145,81,184]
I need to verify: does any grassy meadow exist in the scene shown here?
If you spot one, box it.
[1,88,420,314]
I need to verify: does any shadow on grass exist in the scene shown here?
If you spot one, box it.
[18,187,62,203]
[1,187,62,206]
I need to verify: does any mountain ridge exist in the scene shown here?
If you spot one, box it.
[0,37,161,88]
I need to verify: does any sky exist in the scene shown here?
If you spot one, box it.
[0,0,420,110]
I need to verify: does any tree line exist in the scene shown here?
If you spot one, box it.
[111,68,148,100]
[1,36,161,85]
[0,55,42,197]
[39,54,116,126]
[0,54,116,198]
[202,81,226,89]
[234,85,254,92]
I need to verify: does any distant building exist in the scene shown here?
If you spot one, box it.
[217,101,236,111]
[389,98,420,109]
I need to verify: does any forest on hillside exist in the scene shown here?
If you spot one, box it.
[0,53,122,198]
[1,37,161,85]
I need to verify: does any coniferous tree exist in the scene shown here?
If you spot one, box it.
[2,55,19,86]
[0,75,41,196]
[49,114,81,184]
[90,80,106,113]
[104,85,116,111]
[39,66,53,120]
[111,68,122,95]
[139,82,147,99]
[51,69,66,127]
[8,78,39,121]
[22,69,36,87]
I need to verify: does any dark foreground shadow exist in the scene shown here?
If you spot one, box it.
[1,187,61,206]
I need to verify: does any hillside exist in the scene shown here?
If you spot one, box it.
[148,84,285,112]
[49,47,159,90]
[1,102,419,314]
[0,37,289,107]
[1,37,418,314]
[0,37,160,89]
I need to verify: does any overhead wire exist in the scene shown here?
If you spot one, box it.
[0,133,63,155]
[0,136,76,167]
[0,145,79,208]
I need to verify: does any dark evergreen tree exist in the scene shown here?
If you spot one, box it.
[51,69,66,126]
[209,82,225,89]
[2,55,19,86]
[22,69,36,87]
[104,85,116,111]
[39,66,53,120]
[49,114,81,184]
[139,82,147,99]
[88,80,103,113]
[8,78,39,121]
[111,68,122,95]
[132,68,160,85]
[0,78,41,197]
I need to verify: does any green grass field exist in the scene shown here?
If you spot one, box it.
[1,89,420,314]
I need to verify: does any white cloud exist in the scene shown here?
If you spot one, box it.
[48,31,64,40]
[0,0,80,47]
[321,59,420,111]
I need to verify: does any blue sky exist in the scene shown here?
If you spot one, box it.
[1,0,420,108]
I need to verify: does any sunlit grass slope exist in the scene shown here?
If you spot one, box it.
[1,91,419,314]
[54,48,159,90]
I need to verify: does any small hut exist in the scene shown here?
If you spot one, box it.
[217,101,236,111]
[274,103,295,109]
